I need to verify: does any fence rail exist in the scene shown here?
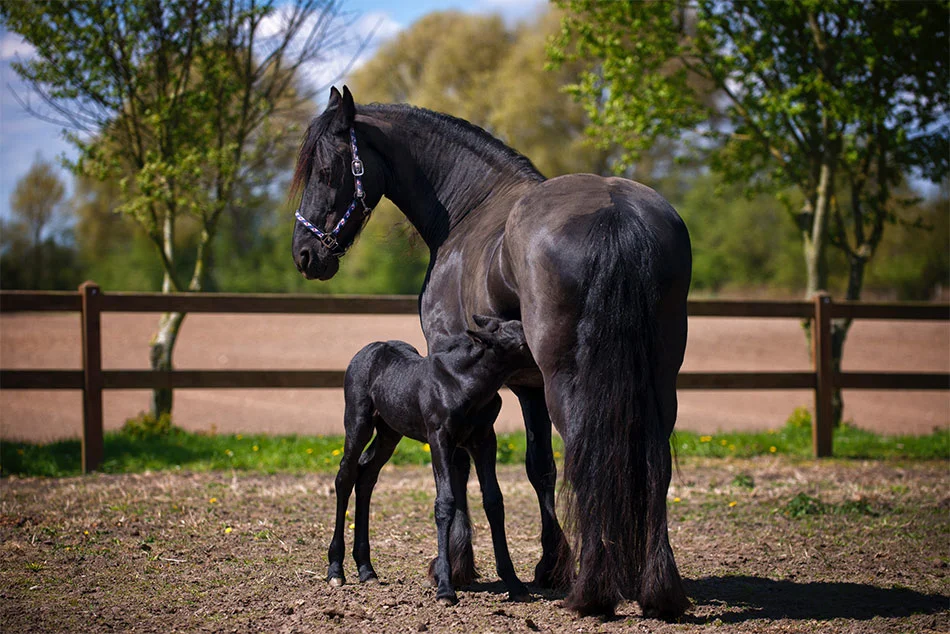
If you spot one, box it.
[2,282,948,471]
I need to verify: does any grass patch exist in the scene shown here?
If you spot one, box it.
[782,492,879,518]
[2,408,946,477]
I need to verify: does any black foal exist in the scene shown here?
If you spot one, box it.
[327,315,534,605]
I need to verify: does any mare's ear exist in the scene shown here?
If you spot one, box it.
[328,86,343,109]
[471,314,502,331]
[335,85,356,131]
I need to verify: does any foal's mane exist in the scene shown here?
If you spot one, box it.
[290,102,545,200]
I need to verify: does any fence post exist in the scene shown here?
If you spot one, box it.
[812,292,833,458]
[80,281,104,473]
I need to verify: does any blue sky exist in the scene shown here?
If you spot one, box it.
[0,0,544,224]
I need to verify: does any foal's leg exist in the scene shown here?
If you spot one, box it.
[469,418,529,601]
[427,427,460,606]
[428,449,478,587]
[327,396,376,586]
[352,421,401,583]
[510,386,573,589]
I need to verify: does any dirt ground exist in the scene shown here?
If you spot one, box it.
[1,458,947,633]
[1,312,948,441]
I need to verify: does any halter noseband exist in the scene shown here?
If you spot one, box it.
[294,127,373,257]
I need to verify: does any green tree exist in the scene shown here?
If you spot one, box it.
[8,156,66,288]
[550,0,950,423]
[2,0,363,419]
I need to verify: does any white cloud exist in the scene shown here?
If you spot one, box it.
[0,29,34,62]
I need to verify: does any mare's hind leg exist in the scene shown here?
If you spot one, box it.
[511,386,573,589]
[327,396,376,586]
[427,448,478,587]
[352,421,401,583]
[639,304,690,619]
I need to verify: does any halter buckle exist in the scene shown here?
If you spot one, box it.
[351,159,364,177]
[320,233,340,253]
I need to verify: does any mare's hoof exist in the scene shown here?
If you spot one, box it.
[508,591,532,603]
[360,575,379,585]
[437,594,458,607]
[328,577,344,588]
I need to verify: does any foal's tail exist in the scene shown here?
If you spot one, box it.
[560,208,678,615]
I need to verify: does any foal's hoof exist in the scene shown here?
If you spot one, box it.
[437,594,458,607]
[327,577,345,588]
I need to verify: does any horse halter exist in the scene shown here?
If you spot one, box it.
[294,127,373,257]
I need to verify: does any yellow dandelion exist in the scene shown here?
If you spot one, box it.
[345,510,351,518]
[224,527,232,534]
[332,449,341,457]
[554,451,562,459]
[349,523,355,530]
[507,443,516,450]
[720,439,728,446]
[306,448,314,454]
[728,501,738,508]
[699,436,712,443]
[729,444,736,451]
[422,443,431,453]
[209,497,218,504]
[252,445,259,452]
[769,446,777,453]
[236,434,243,440]
[673,497,681,503]
[84,530,89,536]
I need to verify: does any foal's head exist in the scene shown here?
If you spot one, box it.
[290,86,382,280]
[465,315,534,371]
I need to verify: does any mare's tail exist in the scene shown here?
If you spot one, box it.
[561,208,686,617]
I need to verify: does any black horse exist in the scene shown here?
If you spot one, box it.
[328,315,534,605]
[291,86,692,618]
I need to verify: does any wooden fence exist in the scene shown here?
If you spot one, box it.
[1,281,948,472]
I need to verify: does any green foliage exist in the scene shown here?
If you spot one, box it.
[550,0,950,300]
[782,492,878,519]
[348,9,608,178]
[121,412,175,439]
[731,473,755,489]
[1,156,79,290]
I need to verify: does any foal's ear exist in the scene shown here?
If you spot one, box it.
[471,314,502,331]
[465,329,494,348]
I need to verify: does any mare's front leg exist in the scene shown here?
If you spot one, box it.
[427,427,460,606]
[352,421,401,583]
[468,397,529,601]
[328,390,377,586]
[510,385,573,589]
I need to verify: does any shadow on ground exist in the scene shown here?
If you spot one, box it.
[685,575,948,623]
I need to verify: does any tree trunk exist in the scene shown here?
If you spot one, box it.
[802,156,848,425]
[148,220,214,420]
[149,310,186,418]
[149,212,180,420]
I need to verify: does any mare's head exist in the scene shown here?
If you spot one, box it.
[290,86,382,280]
[465,315,534,370]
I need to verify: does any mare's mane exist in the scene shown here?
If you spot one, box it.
[290,102,545,200]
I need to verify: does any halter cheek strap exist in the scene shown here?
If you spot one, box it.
[294,127,373,257]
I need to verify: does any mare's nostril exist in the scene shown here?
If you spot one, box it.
[298,248,310,272]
